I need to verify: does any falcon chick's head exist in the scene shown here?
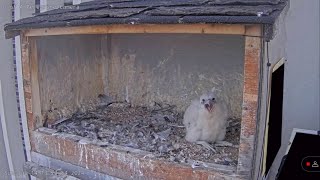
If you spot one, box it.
[199,92,217,113]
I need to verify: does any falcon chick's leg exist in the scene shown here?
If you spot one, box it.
[215,141,234,147]
[196,141,216,153]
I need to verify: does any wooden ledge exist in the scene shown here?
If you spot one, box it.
[31,128,245,179]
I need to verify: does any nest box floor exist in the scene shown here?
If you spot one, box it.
[53,103,241,167]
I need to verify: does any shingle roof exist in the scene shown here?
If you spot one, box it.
[4,0,288,36]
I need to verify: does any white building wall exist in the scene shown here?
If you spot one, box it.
[0,0,28,179]
[14,0,36,167]
[73,0,92,5]
[264,0,320,179]
[40,0,64,12]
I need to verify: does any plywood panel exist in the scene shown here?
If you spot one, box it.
[25,24,246,37]
[105,34,245,118]
[37,35,104,125]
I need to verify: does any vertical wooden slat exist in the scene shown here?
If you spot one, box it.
[237,25,262,178]
[21,33,42,151]
[29,37,42,129]
[21,34,34,131]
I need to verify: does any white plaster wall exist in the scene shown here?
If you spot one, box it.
[0,0,28,179]
[265,0,320,179]
[40,0,64,12]
[73,0,92,5]
[15,0,38,164]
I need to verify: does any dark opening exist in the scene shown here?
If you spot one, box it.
[266,63,284,174]
[276,132,320,180]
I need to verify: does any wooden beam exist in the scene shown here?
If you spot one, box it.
[29,37,42,130]
[24,24,247,37]
[32,128,245,179]
[237,32,262,178]
[21,34,43,151]
[245,25,262,37]
[21,34,35,131]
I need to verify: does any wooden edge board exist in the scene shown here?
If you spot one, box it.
[237,33,262,177]
[21,24,263,37]
[31,129,245,179]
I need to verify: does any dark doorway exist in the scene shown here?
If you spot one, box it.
[265,60,285,175]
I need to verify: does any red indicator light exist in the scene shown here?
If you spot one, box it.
[306,162,311,167]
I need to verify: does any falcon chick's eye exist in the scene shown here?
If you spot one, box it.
[202,99,205,103]
[212,98,215,101]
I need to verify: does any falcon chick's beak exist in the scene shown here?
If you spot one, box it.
[205,101,214,112]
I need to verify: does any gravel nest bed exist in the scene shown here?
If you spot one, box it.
[54,103,241,166]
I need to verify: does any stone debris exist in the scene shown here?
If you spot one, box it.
[54,103,241,166]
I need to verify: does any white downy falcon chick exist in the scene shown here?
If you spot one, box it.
[183,90,228,145]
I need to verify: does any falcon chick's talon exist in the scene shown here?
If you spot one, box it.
[215,141,234,147]
[196,141,216,153]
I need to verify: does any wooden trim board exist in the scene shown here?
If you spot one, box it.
[237,31,262,178]
[31,128,244,179]
[22,24,261,37]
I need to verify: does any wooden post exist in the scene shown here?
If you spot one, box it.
[237,25,262,178]
[21,34,42,151]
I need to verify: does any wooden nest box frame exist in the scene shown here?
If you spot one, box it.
[4,1,288,179]
[20,24,260,180]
